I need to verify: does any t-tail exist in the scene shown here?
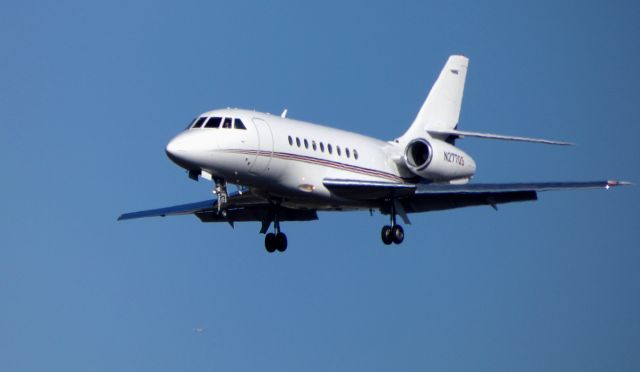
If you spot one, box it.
[399,55,571,146]
[397,55,571,183]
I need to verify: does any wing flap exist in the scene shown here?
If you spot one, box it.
[196,206,318,223]
[403,190,538,213]
[323,178,416,200]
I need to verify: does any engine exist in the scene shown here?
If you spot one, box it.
[403,138,476,181]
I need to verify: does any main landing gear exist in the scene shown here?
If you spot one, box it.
[265,231,287,253]
[381,201,405,245]
[264,204,288,253]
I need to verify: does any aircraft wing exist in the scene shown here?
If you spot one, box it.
[118,192,263,220]
[323,178,629,212]
[118,192,318,228]
[118,199,217,220]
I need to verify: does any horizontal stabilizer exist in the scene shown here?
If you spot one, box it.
[428,129,572,145]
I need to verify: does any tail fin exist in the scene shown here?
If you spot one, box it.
[399,55,469,143]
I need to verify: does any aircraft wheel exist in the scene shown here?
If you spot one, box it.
[275,232,288,252]
[391,225,404,244]
[381,225,393,245]
[265,233,277,253]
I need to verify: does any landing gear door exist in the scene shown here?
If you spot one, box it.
[250,117,274,175]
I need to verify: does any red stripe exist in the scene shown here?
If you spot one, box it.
[220,149,403,182]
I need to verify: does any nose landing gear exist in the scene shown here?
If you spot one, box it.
[213,178,228,213]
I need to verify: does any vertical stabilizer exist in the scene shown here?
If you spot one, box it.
[399,55,469,143]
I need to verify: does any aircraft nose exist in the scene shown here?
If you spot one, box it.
[165,137,179,161]
[165,134,190,165]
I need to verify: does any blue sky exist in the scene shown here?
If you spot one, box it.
[1,1,638,371]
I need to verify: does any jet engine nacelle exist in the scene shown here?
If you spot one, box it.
[404,138,476,181]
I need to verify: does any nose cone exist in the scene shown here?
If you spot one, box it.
[165,133,196,168]
[165,136,182,163]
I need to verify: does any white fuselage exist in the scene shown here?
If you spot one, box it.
[165,108,475,210]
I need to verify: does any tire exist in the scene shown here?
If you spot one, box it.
[381,225,393,245]
[275,233,288,252]
[265,233,277,253]
[391,225,404,244]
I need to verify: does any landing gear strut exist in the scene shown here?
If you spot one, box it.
[213,178,228,213]
[381,201,404,245]
[264,204,288,253]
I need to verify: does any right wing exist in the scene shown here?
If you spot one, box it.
[117,192,265,220]
[118,192,318,229]
[118,199,217,220]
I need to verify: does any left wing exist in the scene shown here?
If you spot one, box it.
[323,178,630,212]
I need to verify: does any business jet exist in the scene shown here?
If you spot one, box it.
[119,55,629,253]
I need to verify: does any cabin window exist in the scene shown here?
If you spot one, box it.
[205,117,222,128]
[328,144,333,154]
[320,142,325,152]
[312,140,317,151]
[304,139,309,149]
[234,118,246,130]
[192,117,207,128]
[345,148,350,158]
[222,117,232,128]
[353,149,359,160]
[288,136,293,146]
[296,137,301,147]
[337,146,341,156]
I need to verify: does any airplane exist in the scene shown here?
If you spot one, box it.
[118,55,629,253]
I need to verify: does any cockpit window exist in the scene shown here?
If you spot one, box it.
[192,117,207,128]
[234,118,246,130]
[205,117,222,128]
[222,117,232,128]
[186,117,198,129]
